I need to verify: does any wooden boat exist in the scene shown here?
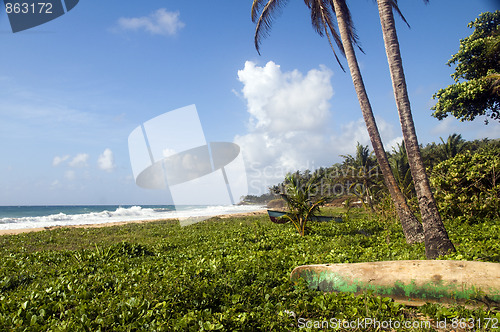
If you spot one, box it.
[290,260,500,308]
[267,210,342,224]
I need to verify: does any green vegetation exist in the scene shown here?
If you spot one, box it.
[0,212,498,331]
[389,142,415,204]
[432,11,500,123]
[340,143,382,211]
[269,137,500,227]
[1,8,497,332]
[430,145,500,223]
[274,173,330,236]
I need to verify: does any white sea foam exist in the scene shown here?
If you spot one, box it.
[0,205,264,230]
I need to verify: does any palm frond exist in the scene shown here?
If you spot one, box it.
[253,0,290,54]
[251,0,267,22]
[318,1,347,71]
[328,0,364,54]
[305,0,323,36]
[383,0,410,28]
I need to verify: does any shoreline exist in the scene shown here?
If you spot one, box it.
[0,209,267,236]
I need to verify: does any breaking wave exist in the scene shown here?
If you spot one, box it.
[0,205,264,230]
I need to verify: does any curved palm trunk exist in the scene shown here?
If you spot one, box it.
[376,0,455,258]
[331,0,424,244]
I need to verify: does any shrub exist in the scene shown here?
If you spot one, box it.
[430,147,500,222]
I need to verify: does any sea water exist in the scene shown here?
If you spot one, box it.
[0,205,264,230]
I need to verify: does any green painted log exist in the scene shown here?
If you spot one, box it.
[290,260,500,307]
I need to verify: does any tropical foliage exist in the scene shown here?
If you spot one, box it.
[432,11,500,123]
[390,134,464,204]
[437,134,465,161]
[340,143,383,211]
[251,0,356,69]
[421,136,498,170]
[389,142,415,203]
[0,213,499,331]
[430,145,500,223]
[273,172,330,236]
[267,137,500,229]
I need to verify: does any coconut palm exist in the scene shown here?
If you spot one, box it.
[390,141,414,202]
[279,172,329,236]
[340,142,382,211]
[251,0,424,243]
[439,133,465,160]
[376,0,455,258]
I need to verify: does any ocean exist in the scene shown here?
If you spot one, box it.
[0,205,265,231]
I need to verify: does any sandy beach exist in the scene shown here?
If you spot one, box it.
[0,209,267,236]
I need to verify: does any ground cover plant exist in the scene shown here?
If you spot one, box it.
[0,212,499,331]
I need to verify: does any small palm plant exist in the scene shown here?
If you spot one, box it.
[276,172,329,236]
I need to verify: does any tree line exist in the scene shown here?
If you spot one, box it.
[249,136,500,251]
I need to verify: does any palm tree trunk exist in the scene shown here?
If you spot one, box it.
[376,0,455,258]
[331,0,424,244]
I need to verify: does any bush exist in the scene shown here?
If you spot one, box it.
[430,147,500,222]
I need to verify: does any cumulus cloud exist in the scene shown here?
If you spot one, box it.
[235,61,335,193]
[52,155,70,166]
[234,61,402,195]
[98,148,115,172]
[238,61,333,133]
[68,153,89,168]
[117,8,185,36]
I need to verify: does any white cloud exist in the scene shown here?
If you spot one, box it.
[386,136,405,152]
[117,8,185,36]
[235,61,335,193]
[52,155,70,166]
[431,116,500,141]
[98,148,115,172]
[237,61,333,133]
[334,117,403,154]
[431,117,459,136]
[64,170,75,181]
[68,153,89,168]
[234,61,402,195]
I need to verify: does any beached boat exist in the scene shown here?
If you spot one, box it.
[290,260,500,308]
[267,210,342,224]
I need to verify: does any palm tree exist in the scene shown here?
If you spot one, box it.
[389,141,414,202]
[251,0,424,243]
[279,172,329,236]
[376,0,455,258]
[439,133,465,160]
[340,142,382,211]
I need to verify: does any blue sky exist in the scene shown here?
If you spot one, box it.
[0,0,499,205]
